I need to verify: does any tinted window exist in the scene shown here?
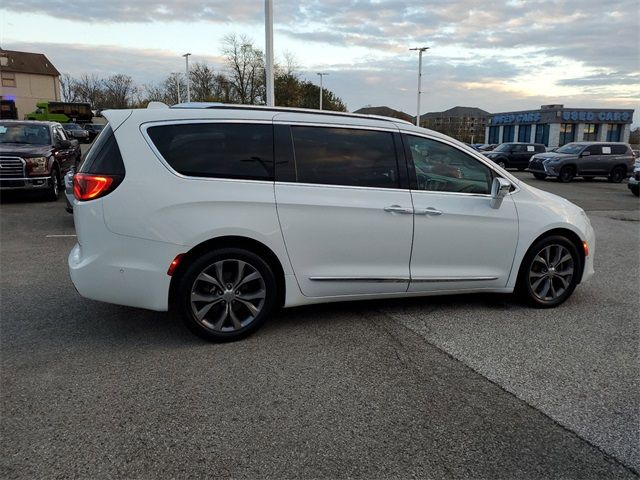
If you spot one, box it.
[611,145,628,155]
[148,123,273,180]
[585,145,601,155]
[406,135,492,194]
[535,145,545,152]
[291,126,398,188]
[79,125,125,175]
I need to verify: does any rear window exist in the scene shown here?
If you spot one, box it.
[79,125,125,175]
[147,123,273,181]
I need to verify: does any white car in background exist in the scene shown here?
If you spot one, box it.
[68,104,595,342]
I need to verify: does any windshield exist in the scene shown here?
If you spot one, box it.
[493,143,511,152]
[556,143,585,154]
[0,123,51,145]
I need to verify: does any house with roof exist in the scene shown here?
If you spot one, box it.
[0,49,61,119]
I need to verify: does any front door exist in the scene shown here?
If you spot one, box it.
[275,124,413,297]
[403,134,519,292]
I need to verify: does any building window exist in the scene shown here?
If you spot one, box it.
[534,124,550,146]
[1,72,16,87]
[606,124,622,142]
[559,123,575,146]
[488,126,499,144]
[502,125,514,142]
[583,124,598,141]
[518,124,531,142]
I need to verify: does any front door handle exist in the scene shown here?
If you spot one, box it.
[415,207,443,216]
[384,205,414,214]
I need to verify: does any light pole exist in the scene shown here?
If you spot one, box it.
[410,46,429,126]
[265,0,275,106]
[182,53,191,103]
[317,72,328,110]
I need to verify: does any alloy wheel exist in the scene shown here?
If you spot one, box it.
[528,244,574,302]
[190,259,266,332]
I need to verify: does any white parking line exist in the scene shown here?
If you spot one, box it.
[45,234,77,238]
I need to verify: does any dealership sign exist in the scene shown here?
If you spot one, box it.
[490,112,541,125]
[562,111,631,122]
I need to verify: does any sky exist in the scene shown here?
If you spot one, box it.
[1,0,639,118]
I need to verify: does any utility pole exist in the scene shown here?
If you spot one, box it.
[410,46,429,126]
[317,72,328,110]
[182,53,191,103]
[265,0,275,106]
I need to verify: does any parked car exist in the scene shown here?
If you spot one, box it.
[482,142,546,170]
[68,104,595,342]
[81,123,105,142]
[0,120,81,200]
[477,144,497,152]
[628,159,640,197]
[528,142,635,183]
[62,123,90,143]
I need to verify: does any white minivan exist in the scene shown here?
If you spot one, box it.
[69,104,595,341]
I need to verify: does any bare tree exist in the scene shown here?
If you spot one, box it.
[190,63,216,101]
[223,34,265,104]
[75,73,103,107]
[59,73,78,102]
[102,74,135,108]
[164,73,186,104]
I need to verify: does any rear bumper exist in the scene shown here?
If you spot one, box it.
[0,176,51,190]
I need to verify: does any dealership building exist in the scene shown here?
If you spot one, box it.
[484,105,634,147]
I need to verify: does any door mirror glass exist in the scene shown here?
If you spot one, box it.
[580,150,591,157]
[490,177,511,209]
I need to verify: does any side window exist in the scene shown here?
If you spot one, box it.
[611,145,628,155]
[290,126,399,188]
[147,123,273,181]
[535,145,545,152]
[405,135,492,194]
[585,145,601,155]
[512,144,525,152]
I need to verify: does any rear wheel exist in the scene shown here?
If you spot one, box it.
[497,159,507,169]
[177,248,277,342]
[608,166,626,183]
[45,168,60,201]
[558,166,575,183]
[517,236,581,308]
[533,173,547,180]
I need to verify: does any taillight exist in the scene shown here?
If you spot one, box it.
[73,173,122,201]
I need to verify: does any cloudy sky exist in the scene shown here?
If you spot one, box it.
[1,0,638,117]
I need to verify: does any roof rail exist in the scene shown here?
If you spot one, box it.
[169,102,413,125]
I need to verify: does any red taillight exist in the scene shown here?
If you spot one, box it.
[73,173,119,201]
[167,254,184,276]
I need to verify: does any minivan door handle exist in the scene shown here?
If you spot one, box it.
[415,207,443,216]
[384,205,414,215]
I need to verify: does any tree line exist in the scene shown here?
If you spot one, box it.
[60,34,346,112]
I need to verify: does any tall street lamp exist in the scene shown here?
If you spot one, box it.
[410,46,429,127]
[182,53,191,103]
[317,72,328,110]
[265,0,275,106]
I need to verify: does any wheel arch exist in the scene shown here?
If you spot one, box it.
[516,227,586,286]
[168,235,286,308]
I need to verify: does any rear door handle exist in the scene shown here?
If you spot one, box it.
[384,205,414,214]
[415,207,443,216]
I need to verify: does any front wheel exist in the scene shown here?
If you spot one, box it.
[177,248,277,342]
[608,166,626,183]
[558,166,575,183]
[45,168,60,201]
[517,236,581,308]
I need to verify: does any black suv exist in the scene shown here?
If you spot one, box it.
[482,142,546,170]
[0,120,81,200]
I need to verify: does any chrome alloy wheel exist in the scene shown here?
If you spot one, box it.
[528,244,575,302]
[190,259,266,332]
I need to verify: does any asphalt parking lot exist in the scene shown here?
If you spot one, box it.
[1,168,638,479]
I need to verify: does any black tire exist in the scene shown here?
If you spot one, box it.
[608,166,626,183]
[176,248,277,342]
[496,159,508,169]
[558,166,575,183]
[45,168,60,201]
[516,235,581,308]
[631,185,639,197]
[533,173,547,180]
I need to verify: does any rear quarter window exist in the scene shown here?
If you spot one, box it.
[611,145,628,155]
[147,123,273,181]
[79,125,125,175]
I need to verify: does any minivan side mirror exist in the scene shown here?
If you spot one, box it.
[580,150,591,157]
[490,177,511,209]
